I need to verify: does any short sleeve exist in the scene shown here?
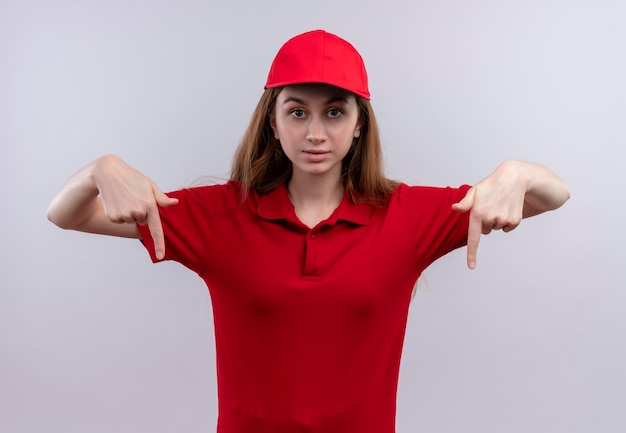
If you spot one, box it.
[137,182,242,275]
[394,183,471,271]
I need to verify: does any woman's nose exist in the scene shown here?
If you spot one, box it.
[305,116,327,144]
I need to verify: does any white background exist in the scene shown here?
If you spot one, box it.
[2,1,624,432]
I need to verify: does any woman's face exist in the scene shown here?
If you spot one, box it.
[270,84,362,182]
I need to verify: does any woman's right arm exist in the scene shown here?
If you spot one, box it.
[47,154,178,260]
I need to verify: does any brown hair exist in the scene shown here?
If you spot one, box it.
[230,87,397,205]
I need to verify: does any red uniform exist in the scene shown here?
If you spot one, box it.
[138,181,470,433]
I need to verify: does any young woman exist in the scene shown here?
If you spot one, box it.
[47,30,570,433]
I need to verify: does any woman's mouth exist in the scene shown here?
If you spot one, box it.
[304,150,330,162]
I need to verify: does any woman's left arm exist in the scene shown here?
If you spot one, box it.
[452,160,571,269]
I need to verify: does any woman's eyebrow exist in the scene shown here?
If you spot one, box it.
[283,96,306,105]
[325,95,350,105]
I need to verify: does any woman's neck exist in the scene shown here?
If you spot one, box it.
[287,173,344,228]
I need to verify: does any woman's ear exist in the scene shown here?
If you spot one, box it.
[354,124,362,138]
[269,116,279,140]
[354,113,364,138]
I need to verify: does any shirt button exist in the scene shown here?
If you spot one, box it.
[310,233,316,239]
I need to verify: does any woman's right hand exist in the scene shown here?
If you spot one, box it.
[47,155,178,260]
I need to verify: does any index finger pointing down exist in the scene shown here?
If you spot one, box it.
[147,208,166,261]
[466,211,482,270]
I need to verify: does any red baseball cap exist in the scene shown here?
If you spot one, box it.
[265,30,370,100]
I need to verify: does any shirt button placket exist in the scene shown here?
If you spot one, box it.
[303,230,319,277]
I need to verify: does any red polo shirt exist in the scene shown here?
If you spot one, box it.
[138,181,470,433]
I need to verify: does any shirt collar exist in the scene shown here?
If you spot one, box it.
[256,183,372,227]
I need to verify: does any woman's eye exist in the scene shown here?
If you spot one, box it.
[327,109,342,118]
[290,109,306,118]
